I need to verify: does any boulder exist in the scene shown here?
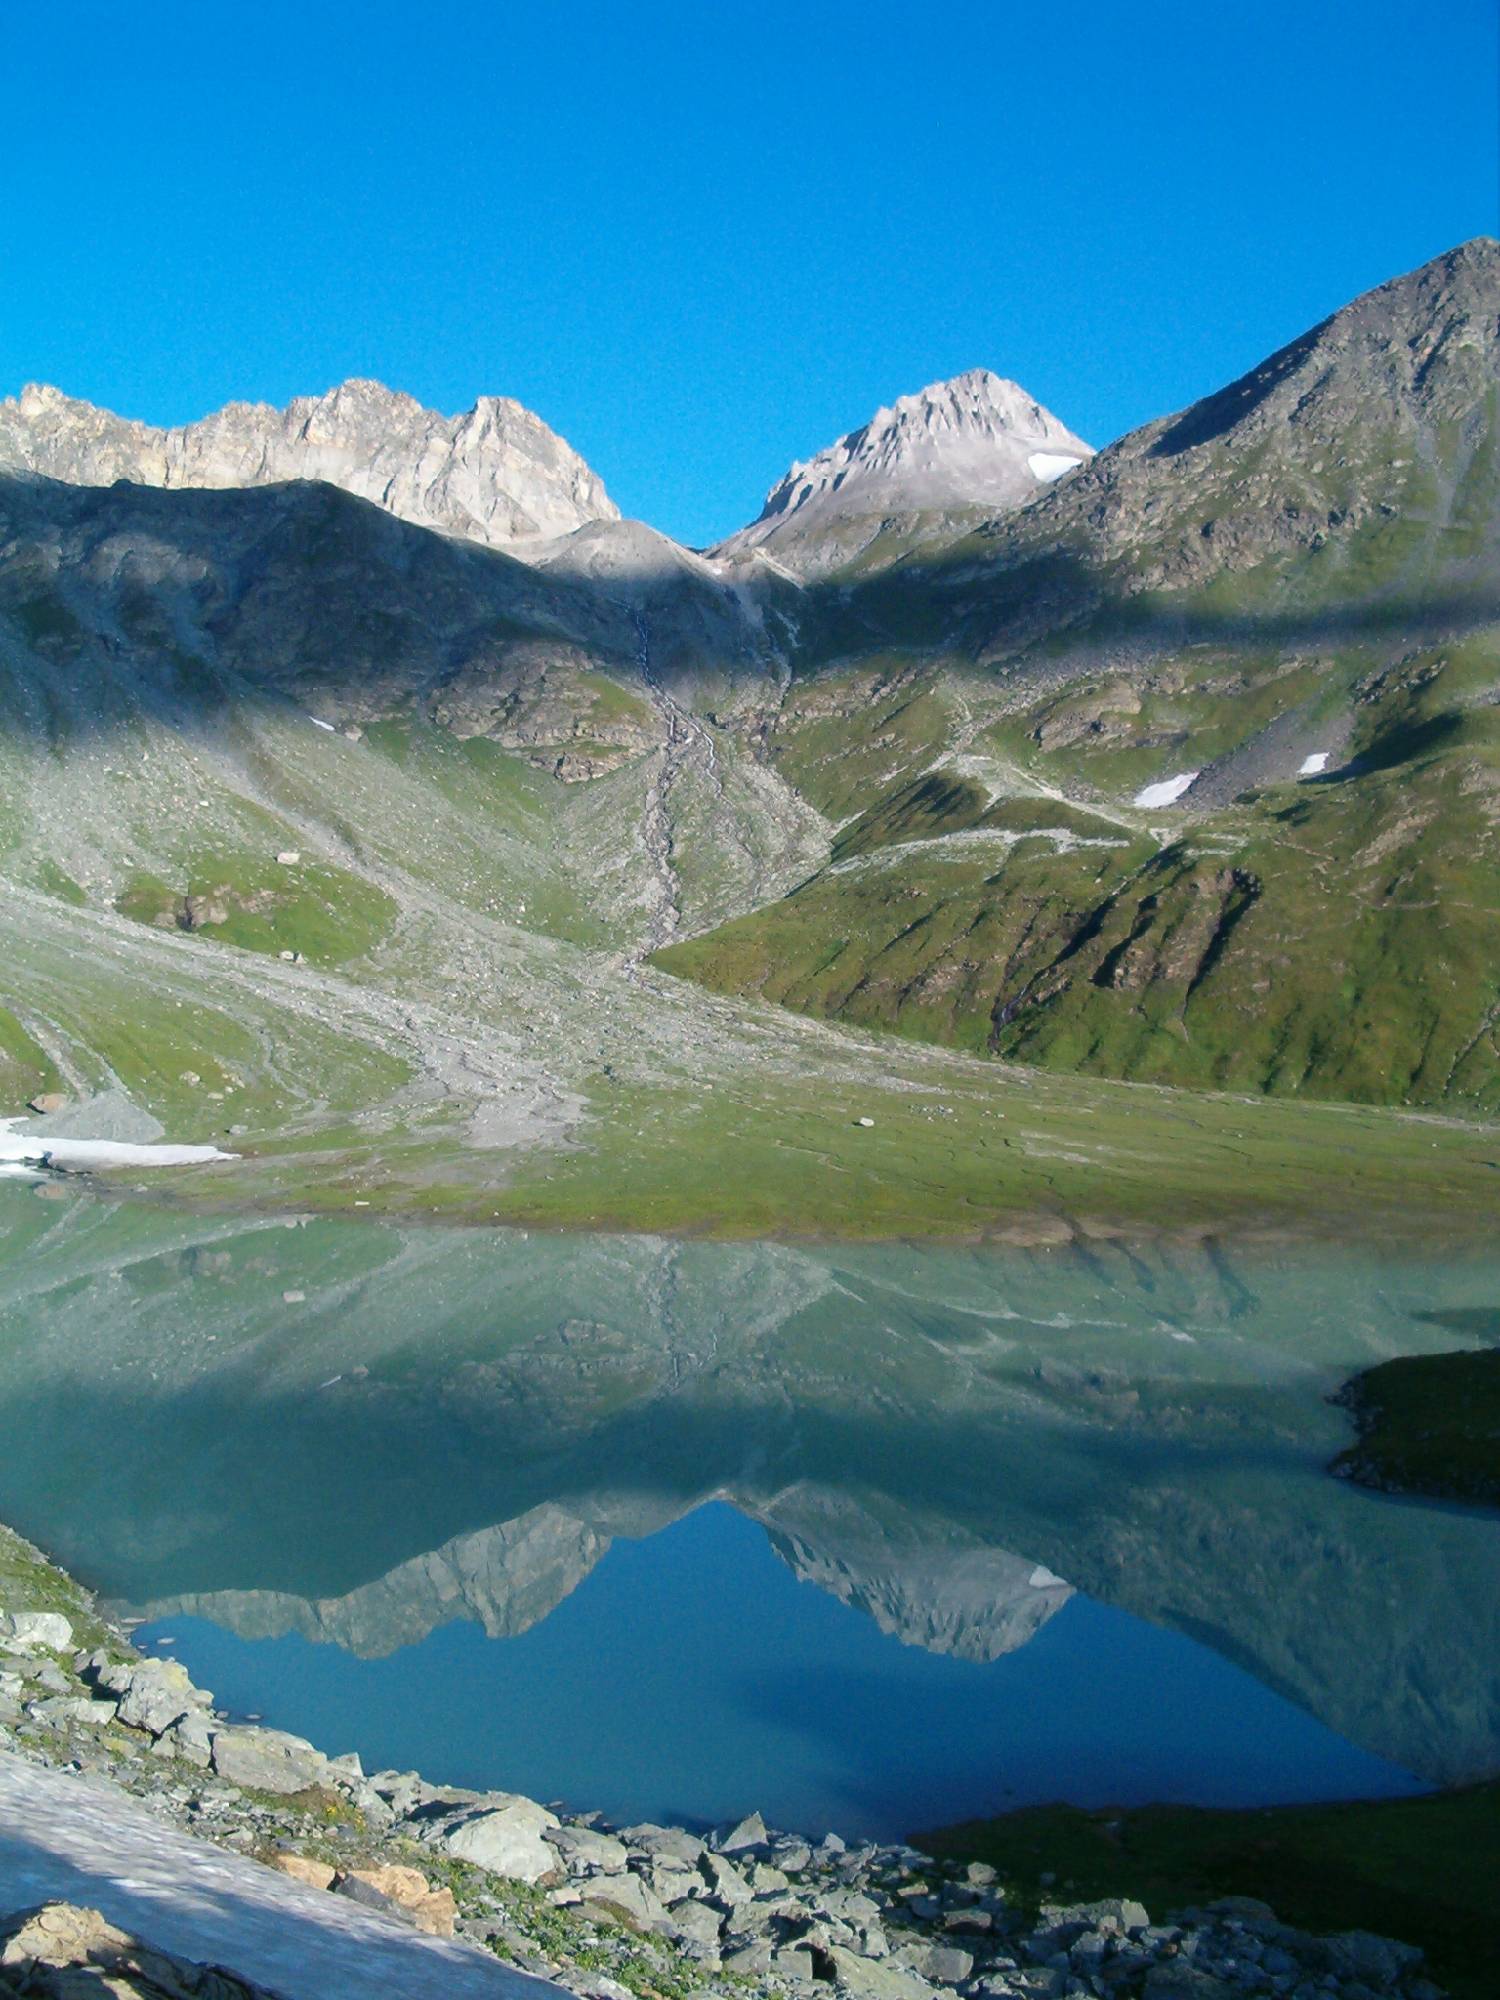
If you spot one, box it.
[0,1901,280,1998]
[442,1797,560,1883]
[0,1611,73,1652]
[25,1695,118,1730]
[545,1824,629,1874]
[267,1852,336,1891]
[620,1822,705,1866]
[770,1941,822,1981]
[111,1659,209,1737]
[721,1940,773,1975]
[698,1849,753,1908]
[665,1899,723,1951]
[1314,1931,1426,1985]
[893,1941,975,1985]
[210,1725,331,1794]
[164,1711,215,1769]
[715,1809,770,1854]
[343,1860,460,1932]
[1047,1897,1150,1936]
[825,1944,937,2000]
[27,1093,68,1115]
[577,1873,665,1931]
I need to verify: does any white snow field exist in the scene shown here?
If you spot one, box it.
[0,1120,233,1172]
[1025,451,1084,481]
[0,1753,558,2000]
[1132,772,1199,808]
[1298,752,1331,775]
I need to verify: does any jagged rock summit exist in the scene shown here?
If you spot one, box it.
[715,368,1091,573]
[0,377,618,550]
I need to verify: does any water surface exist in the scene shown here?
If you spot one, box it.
[0,1185,1495,1837]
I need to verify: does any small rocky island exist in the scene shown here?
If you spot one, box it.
[0,1525,1446,2000]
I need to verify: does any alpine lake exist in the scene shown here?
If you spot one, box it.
[0,1178,1495,1843]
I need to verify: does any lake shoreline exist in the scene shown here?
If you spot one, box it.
[0,1521,1460,2000]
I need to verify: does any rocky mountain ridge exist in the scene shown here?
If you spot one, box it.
[713,370,1092,575]
[0,378,618,549]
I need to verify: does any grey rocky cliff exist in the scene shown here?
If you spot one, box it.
[714,370,1091,576]
[0,378,618,550]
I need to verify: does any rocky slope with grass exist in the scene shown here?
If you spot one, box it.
[0,241,1498,1238]
[661,239,1500,1113]
[0,1525,1452,2000]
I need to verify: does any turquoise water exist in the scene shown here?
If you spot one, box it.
[1,1184,1496,1837]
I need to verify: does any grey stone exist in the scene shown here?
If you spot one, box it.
[826,1944,938,2000]
[1313,1931,1425,1985]
[775,1840,814,1874]
[26,1695,117,1729]
[664,1898,723,1950]
[943,1909,993,1934]
[722,1940,773,1975]
[209,1725,331,1794]
[893,1941,975,1985]
[546,1824,629,1873]
[715,1809,770,1853]
[0,1611,74,1651]
[823,1887,883,1927]
[771,1942,822,1980]
[1046,1899,1150,1937]
[577,1872,664,1930]
[112,1659,210,1737]
[441,1798,560,1883]
[164,1712,215,1769]
[620,1823,705,1866]
[697,1850,753,1908]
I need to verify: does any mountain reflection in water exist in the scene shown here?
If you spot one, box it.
[0,1186,1496,1831]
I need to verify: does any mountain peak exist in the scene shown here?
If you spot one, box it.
[715,368,1091,573]
[0,378,617,549]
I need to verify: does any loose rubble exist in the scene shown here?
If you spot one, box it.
[0,1568,1447,2000]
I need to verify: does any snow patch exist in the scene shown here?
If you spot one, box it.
[0,1118,233,1172]
[1298,752,1330,776]
[1027,452,1083,482]
[1133,771,1199,809]
[310,716,337,732]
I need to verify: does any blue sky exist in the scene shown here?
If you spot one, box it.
[5,0,1496,545]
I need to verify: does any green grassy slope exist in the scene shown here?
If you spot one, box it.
[1332,1347,1500,1506]
[661,250,1500,1113]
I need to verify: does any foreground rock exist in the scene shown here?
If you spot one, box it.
[0,1901,281,1998]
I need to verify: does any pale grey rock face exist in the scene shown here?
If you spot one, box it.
[715,369,1091,574]
[438,1798,560,1882]
[0,378,618,550]
[210,1724,333,1793]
